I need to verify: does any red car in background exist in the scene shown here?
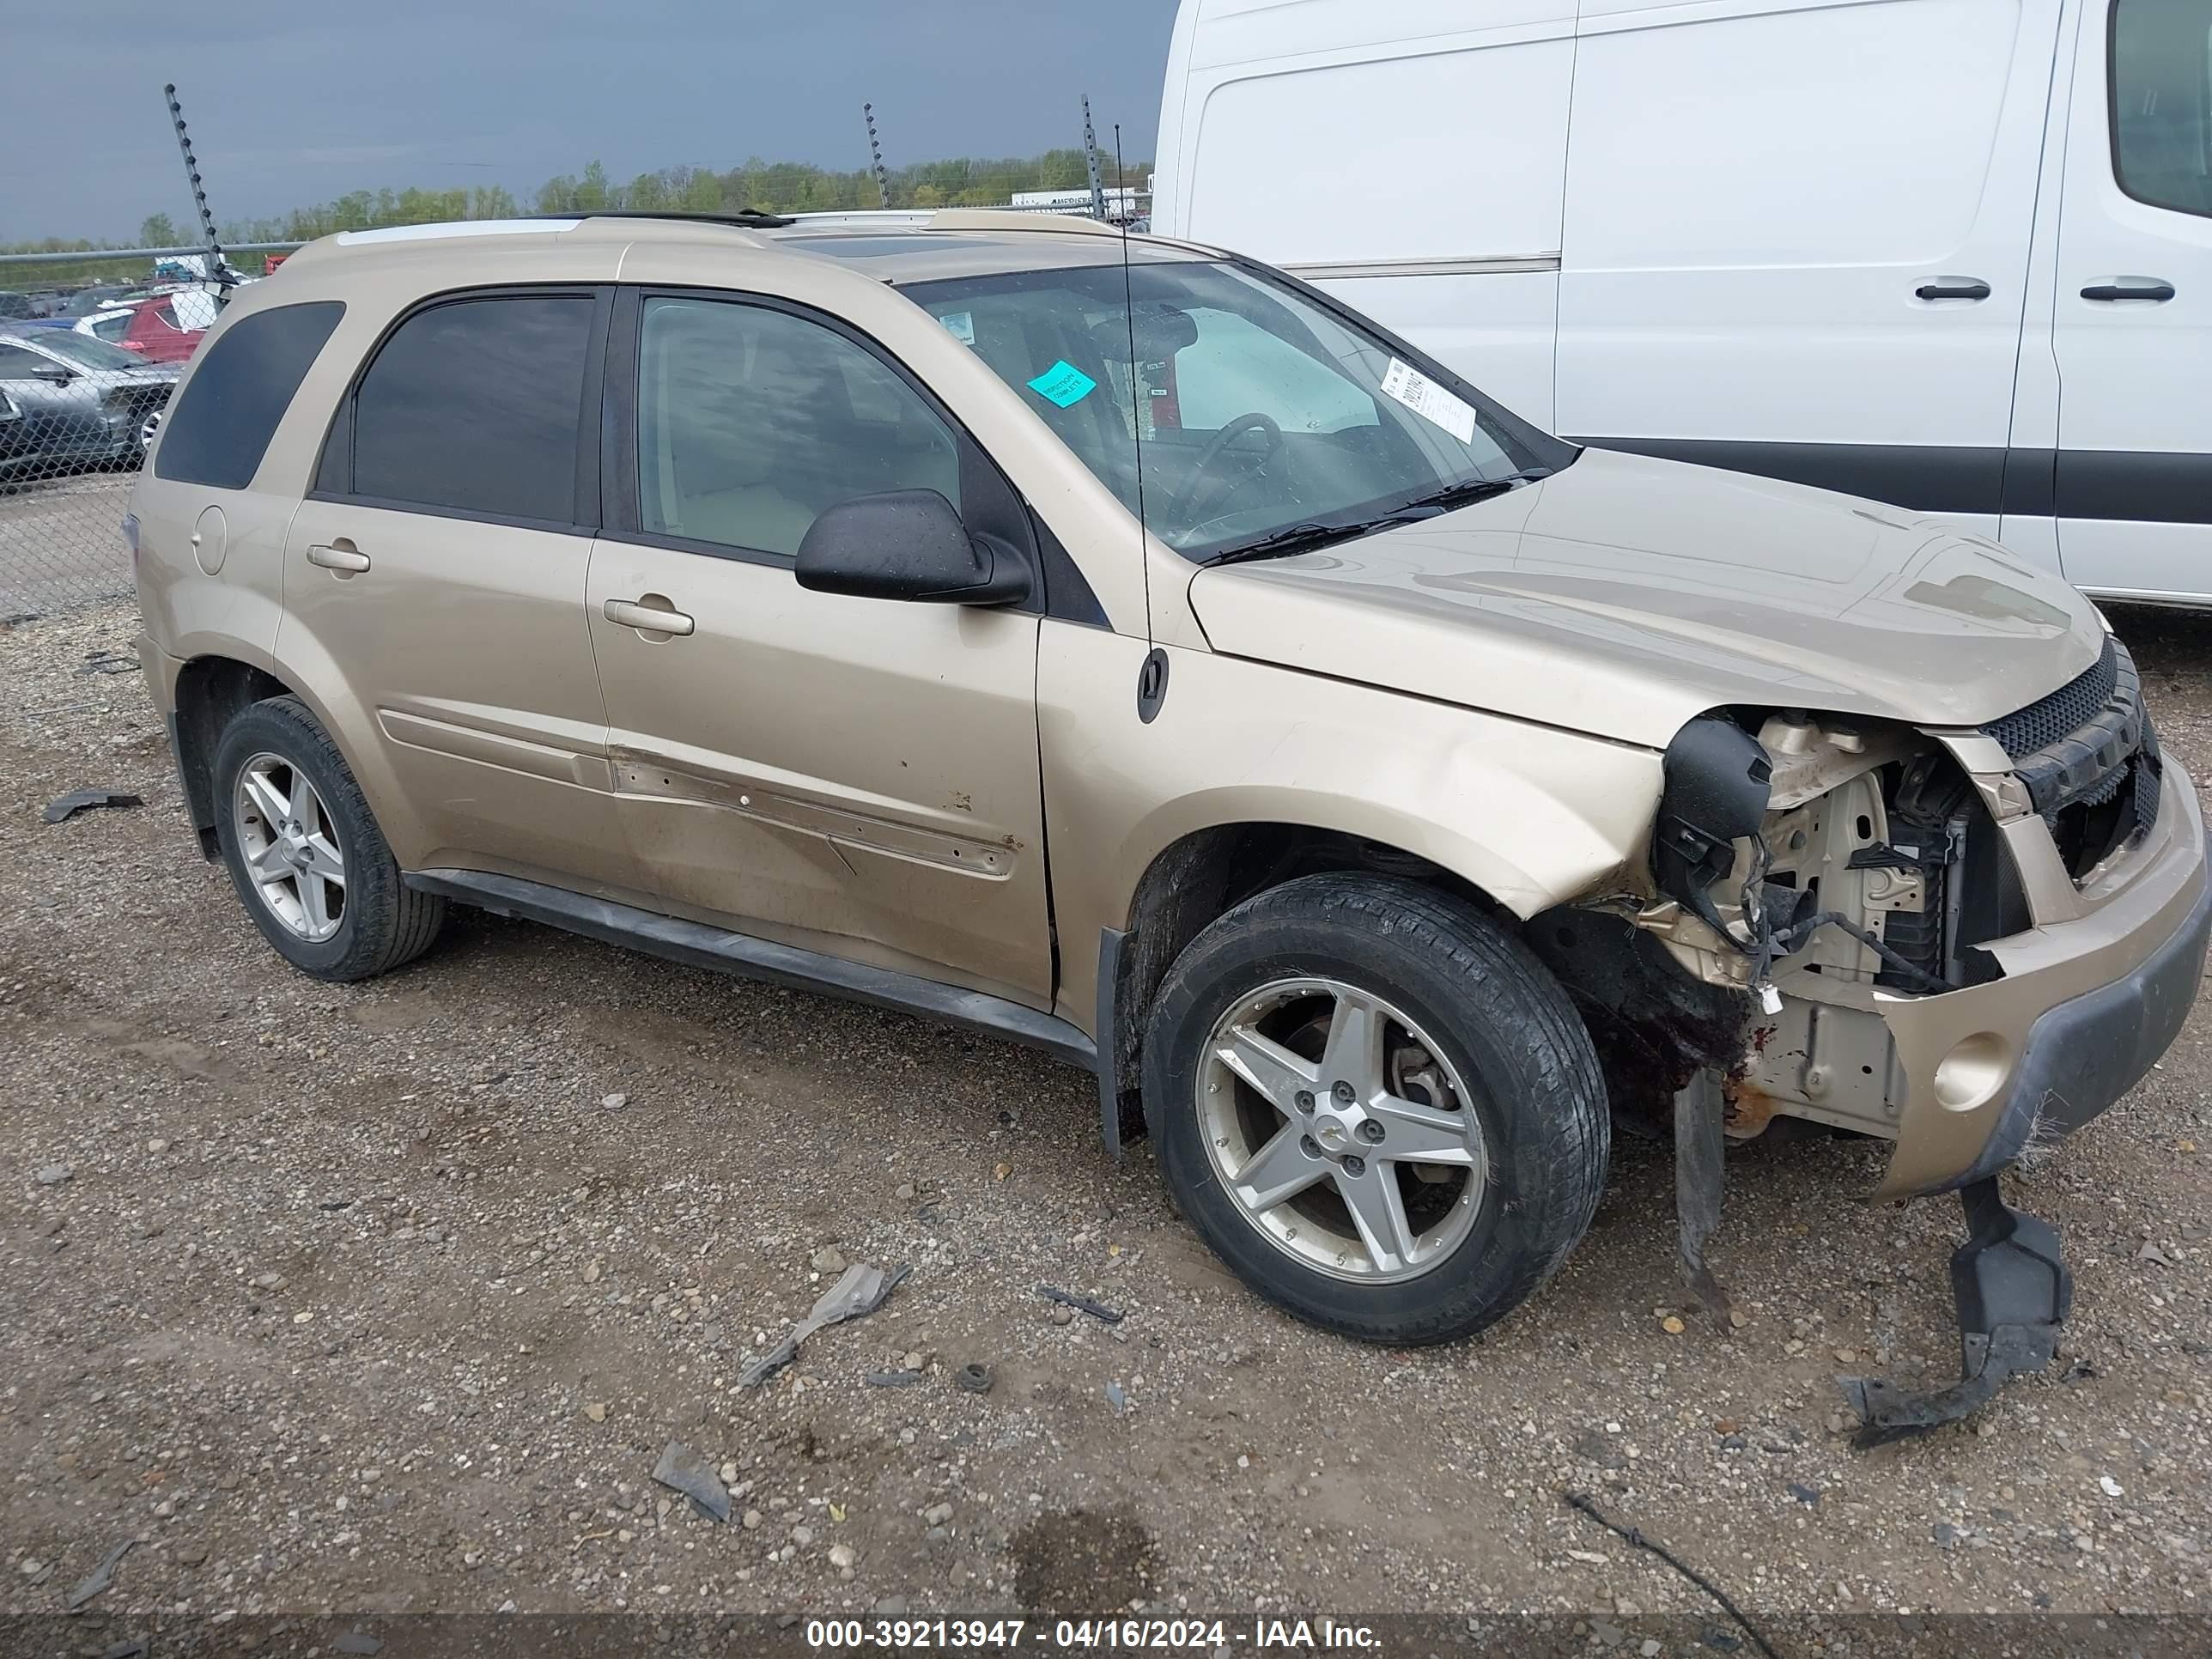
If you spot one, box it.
[78,290,218,363]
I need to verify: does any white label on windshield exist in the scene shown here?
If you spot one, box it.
[939,310,975,346]
[1380,357,1476,445]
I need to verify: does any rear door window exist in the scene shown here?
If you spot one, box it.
[349,293,597,524]
[155,300,346,489]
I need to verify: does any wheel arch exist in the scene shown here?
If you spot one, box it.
[1096,816,1577,1149]
[171,654,296,857]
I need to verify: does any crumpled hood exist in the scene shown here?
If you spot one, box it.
[1188,447,2104,750]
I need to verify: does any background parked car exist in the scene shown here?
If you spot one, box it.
[76,289,218,363]
[0,323,179,483]
[56,284,137,318]
[0,292,38,321]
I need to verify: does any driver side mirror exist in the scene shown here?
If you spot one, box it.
[795,489,1030,606]
[29,362,75,384]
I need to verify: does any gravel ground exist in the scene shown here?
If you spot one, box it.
[3,599,2209,1643]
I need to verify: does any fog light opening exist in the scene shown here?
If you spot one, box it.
[1933,1031,2011,1113]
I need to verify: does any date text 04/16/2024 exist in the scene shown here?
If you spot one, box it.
[805,1618,1380,1650]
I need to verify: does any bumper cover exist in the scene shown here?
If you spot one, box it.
[1877,756,2209,1197]
[1954,870,2211,1188]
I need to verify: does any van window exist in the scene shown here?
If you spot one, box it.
[635,296,959,558]
[2112,0,2212,217]
[351,294,594,523]
[154,300,345,490]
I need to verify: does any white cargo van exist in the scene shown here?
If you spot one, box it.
[1154,0,2212,603]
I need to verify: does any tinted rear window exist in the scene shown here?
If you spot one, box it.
[155,301,345,489]
[349,294,593,523]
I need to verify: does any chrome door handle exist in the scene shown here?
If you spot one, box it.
[603,598,695,636]
[306,543,370,574]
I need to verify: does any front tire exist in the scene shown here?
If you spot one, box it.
[1144,872,1608,1345]
[212,696,445,981]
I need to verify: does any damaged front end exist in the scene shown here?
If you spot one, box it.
[1530,637,2204,1446]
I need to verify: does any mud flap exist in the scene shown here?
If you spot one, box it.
[1674,1070,1731,1316]
[1838,1176,2071,1449]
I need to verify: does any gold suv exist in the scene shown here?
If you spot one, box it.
[131,212,2207,1413]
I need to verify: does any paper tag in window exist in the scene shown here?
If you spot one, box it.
[939,310,975,346]
[1380,357,1476,444]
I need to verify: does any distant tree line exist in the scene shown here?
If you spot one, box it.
[1,149,1150,289]
[216,149,1149,242]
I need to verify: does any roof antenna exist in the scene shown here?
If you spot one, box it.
[1116,120,1166,714]
[164,82,235,300]
[863,102,892,209]
[1082,98,1109,222]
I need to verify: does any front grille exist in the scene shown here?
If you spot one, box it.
[1980,635,2118,759]
[1981,635,2160,879]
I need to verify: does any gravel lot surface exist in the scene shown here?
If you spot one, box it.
[3,599,2209,1645]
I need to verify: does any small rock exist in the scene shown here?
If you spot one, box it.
[810,1246,848,1275]
[872,1595,910,1619]
[1788,1481,1821,1507]
[1933,1522,1960,1548]
[2100,1474,2124,1498]
[584,1403,607,1423]
[1049,1306,1074,1327]
[34,1164,71,1187]
[922,1502,954,1526]
[1835,1346,1857,1364]
[601,1093,628,1110]
[1660,1315,1685,1334]
[830,1543,856,1570]
[1641,1644,1662,1659]
[792,1524,815,1547]
[19,1559,45,1578]
[895,1183,916,1201]
[1729,1309,1748,1329]
[742,1510,762,1530]
[582,1260,602,1285]
[146,1138,169,1154]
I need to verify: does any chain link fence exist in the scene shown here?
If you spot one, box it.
[0,247,245,617]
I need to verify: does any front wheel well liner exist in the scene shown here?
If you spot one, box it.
[172,655,295,856]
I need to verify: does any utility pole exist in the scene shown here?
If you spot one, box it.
[164,83,232,291]
[863,103,892,210]
[1081,95,1109,222]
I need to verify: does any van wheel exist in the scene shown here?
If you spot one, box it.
[1144,872,1608,1345]
[211,696,445,981]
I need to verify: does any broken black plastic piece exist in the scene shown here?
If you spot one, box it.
[1839,1177,2071,1449]
[1037,1285,1124,1324]
[44,788,143,824]
[1674,1071,1731,1316]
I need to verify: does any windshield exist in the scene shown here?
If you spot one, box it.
[31,330,151,371]
[904,258,1571,560]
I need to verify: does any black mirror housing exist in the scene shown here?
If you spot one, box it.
[794,489,1030,606]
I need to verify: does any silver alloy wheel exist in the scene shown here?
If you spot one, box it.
[234,752,346,942]
[1198,975,1488,1282]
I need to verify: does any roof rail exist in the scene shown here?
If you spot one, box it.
[925,209,1122,237]
[546,209,799,230]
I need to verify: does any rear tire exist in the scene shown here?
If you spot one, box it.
[212,696,445,981]
[1144,872,1608,1345]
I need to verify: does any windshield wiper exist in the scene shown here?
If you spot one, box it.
[1206,519,1401,566]
[1205,473,1546,568]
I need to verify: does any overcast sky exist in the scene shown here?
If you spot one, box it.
[6,0,1187,243]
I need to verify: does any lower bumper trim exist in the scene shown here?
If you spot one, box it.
[1956,868,2212,1190]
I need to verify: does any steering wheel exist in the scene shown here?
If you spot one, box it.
[1164,411,1284,527]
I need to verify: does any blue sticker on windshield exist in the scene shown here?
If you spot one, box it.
[1026,360,1097,408]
